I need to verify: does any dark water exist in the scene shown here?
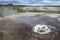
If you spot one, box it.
[18,15,60,27]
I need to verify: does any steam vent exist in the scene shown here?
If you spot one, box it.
[0,14,60,40]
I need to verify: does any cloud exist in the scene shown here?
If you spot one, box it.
[0,0,60,5]
[43,0,51,2]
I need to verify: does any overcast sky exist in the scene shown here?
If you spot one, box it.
[0,0,60,5]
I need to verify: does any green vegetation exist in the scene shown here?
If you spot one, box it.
[0,6,25,13]
[17,9,25,13]
[0,6,60,14]
[30,10,43,12]
[0,32,4,40]
[30,10,60,14]
[12,6,25,13]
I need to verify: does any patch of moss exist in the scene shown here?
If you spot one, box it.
[17,9,25,13]
[0,32,4,39]
[30,10,43,12]
[30,10,60,14]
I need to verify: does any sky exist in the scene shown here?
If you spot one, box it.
[0,0,60,5]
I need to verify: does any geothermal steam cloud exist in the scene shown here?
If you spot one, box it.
[33,24,51,34]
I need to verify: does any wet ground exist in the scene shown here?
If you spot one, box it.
[0,12,60,40]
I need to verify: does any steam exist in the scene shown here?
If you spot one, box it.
[33,24,51,34]
[0,7,17,17]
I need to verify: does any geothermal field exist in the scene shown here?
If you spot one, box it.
[0,6,60,40]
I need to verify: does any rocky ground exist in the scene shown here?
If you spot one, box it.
[0,12,60,40]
